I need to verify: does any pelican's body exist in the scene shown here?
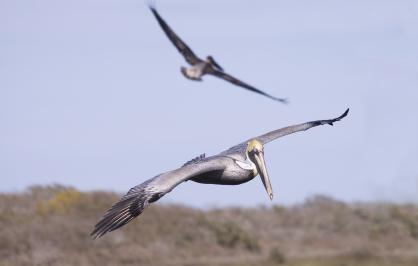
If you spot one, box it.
[181,62,206,81]
[91,109,349,239]
[149,5,288,103]
[190,154,256,185]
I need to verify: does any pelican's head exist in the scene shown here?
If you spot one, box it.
[206,56,223,71]
[180,66,188,77]
[246,139,273,200]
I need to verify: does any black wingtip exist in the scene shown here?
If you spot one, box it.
[338,108,350,120]
[90,232,99,240]
[90,225,108,239]
[270,97,289,104]
[268,95,288,104]
[278,98,289,104]
[90,227,102,240]
[328,108,349,125]
[147,0,157,11]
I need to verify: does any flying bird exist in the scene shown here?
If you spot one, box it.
[91,108,349,239]
[148,4,288,103]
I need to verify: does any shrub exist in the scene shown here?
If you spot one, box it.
[198,217,260,252]
[390,205,418,239]
[37,188,82,215]
[268,247,286,264]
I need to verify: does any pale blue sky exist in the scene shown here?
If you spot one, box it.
[1,0,417,206]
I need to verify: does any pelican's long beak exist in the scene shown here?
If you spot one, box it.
[254,152,273,200]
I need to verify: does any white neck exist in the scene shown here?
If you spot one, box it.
[235,153,258,175]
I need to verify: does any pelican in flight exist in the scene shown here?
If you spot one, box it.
[91,109,349,239]
[149,4,288,103]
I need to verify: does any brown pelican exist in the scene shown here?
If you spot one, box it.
[149,4,288,103]
[91,109,349,239]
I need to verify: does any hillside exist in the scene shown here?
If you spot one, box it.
[1,185,417,266]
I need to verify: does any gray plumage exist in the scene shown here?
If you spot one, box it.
[149,4,288,103]
[182,153,206,167]
[91,109,349,239]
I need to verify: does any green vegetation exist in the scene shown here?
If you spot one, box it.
[0,186,417,266]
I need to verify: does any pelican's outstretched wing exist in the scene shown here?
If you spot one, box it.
[208,69,288,103]
[257,109,349,144]
[149,5,201,65]
[222,109,349,155]
[91,156,226,239]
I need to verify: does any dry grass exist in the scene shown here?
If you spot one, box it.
[0,186,417,266]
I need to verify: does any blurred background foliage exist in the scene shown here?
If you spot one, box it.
[0,185,417,266]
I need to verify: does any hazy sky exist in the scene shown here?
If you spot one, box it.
[1,0,417,206]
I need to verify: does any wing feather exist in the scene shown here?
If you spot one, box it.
[257,109,349,144]
[209,69,288,103]
[182,153,206,167]
[149,5,201,65]
[222,109,349,155]
[91,157,226,239]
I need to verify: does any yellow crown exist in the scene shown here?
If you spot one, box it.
[247,139,263,153]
